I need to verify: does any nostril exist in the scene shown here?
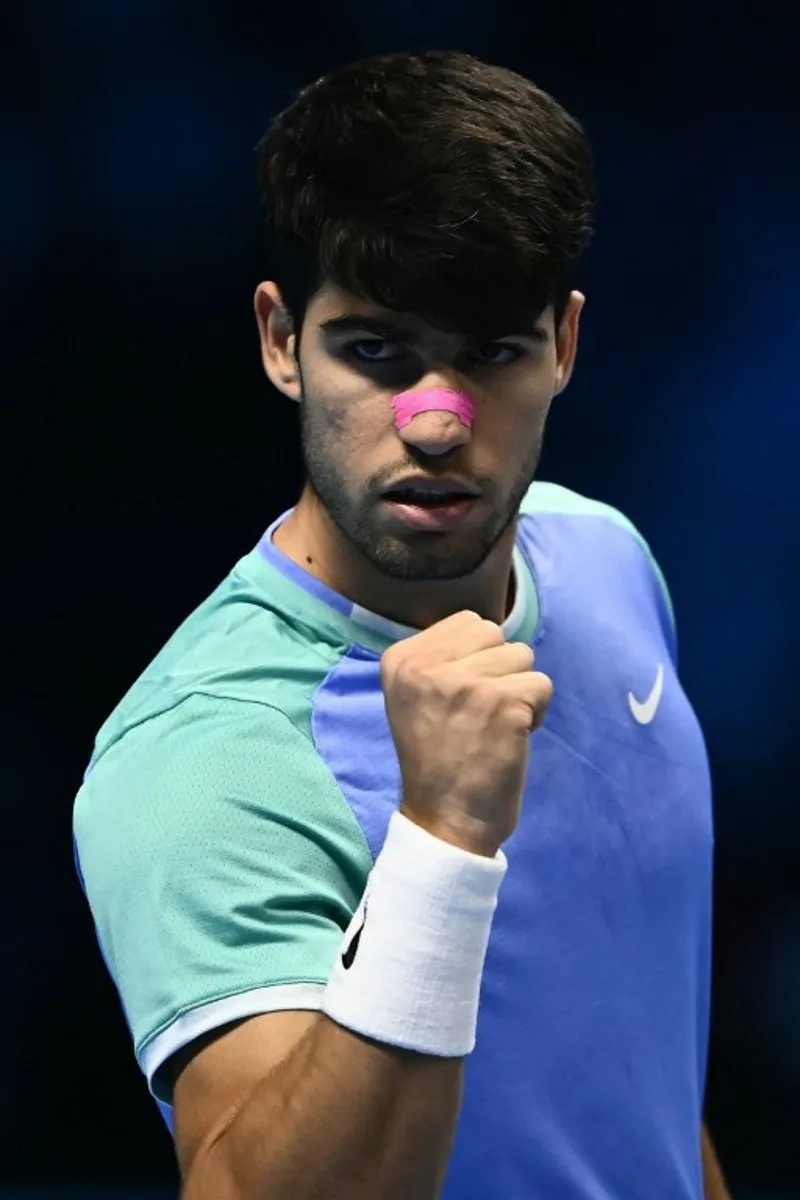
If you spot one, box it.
[396,411,472,451]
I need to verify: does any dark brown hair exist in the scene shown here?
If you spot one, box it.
[257,50,595,346]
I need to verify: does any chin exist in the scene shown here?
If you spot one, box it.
[363,532,497,583]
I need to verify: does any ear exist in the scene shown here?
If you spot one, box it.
[254,281,302,401]
[553,291,585,395]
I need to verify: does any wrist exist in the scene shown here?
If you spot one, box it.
[323,809,507,1057]
[399,802,503,859]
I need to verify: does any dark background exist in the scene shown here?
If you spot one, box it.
[3,2,799,1196]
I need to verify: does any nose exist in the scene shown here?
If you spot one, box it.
[397,409,471,455]
[392,384,475,455]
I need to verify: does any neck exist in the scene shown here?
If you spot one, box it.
[273,487,517,630]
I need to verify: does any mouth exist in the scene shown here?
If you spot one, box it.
[381,487,480,531]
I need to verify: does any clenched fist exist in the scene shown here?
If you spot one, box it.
[381,610,553,857]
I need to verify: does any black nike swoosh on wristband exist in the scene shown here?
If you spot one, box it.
[341,900,368,970]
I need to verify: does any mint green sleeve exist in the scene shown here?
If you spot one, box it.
[73,692,373,1099]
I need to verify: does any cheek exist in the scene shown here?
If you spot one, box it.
[480,384,551,451]
[516,368,555,431]
[304,386,388,458]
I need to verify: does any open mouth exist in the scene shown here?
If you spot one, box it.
[386,488,476,507]
[382,489,479,529]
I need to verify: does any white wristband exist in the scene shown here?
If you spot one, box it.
[322,809,508,1057]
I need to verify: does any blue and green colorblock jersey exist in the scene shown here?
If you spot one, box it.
[73,481,713,1199]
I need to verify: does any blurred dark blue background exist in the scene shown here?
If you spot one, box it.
[3,1,799,1196]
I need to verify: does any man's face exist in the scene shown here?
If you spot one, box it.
[264,281,582,582]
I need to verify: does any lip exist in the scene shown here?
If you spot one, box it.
[382,495,479,531]
[382,475,482,498]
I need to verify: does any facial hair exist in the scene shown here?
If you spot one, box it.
[298,385,543,582]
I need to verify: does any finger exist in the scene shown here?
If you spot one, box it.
[450,641,535,678]
[393,610,504,666]
[494,671,554,727]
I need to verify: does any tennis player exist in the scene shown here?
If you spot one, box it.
[73,50,730,1199]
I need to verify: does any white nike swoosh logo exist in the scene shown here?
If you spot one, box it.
[628,663,664,725]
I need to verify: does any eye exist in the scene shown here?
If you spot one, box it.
[468,343,524,366]
[346,339,406,364]
[343,339,524,367]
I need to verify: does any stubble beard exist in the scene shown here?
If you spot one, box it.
[298,391,542,582]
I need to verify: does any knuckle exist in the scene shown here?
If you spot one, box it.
[479,619,505,646]
[513,643,535,669]
[381,648,417,689]
[379,651,399,683]
[472,678,504,710]
[457,609,483,622]
[510,703,534,731]
[392,656,421,689]
[381,640,403,668]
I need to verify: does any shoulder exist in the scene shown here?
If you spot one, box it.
[520,481,648,546]
[518,481,676,636]
[74,693,348,866]
[89,551,344,768]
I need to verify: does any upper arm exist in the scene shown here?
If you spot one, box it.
[700,1122,730,1200]
[73,693,372,1122]
[171,1008,321,1178]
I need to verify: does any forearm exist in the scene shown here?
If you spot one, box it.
[701,1122,730,1200]
[183,1014,464,1200]
[183,809,504,1200]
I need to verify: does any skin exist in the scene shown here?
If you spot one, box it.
[254,279,583,630]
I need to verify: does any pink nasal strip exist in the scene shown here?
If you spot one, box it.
[391,387,476,431]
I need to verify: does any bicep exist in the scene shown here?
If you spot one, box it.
[172,1009,322,1179]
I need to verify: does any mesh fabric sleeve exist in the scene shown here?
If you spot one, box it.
[73,691,373,1100]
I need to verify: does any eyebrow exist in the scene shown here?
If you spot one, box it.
[318,314,549,344]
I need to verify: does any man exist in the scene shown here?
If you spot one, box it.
[73,50,730,1198]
